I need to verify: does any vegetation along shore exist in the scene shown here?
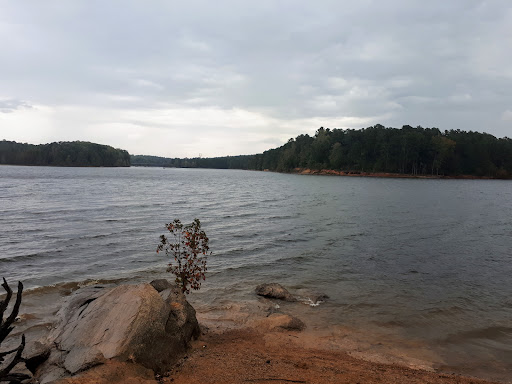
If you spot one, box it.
[4,124,511,178]
[133,124,512,179]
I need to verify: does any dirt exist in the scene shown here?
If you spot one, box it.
[162,328,500,384]
[57,361,157,384]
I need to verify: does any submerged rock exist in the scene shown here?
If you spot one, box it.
[36,282,199,383]
[255,283,296,302]
[259,313,305,331]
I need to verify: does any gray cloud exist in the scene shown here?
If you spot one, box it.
[0,0,511,156]
[0,99,32,113]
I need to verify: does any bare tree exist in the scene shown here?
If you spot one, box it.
[0,278,29,383]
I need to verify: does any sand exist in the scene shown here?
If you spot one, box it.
[163,327,500,384]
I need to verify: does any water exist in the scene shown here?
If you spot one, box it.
[1,165,511,381]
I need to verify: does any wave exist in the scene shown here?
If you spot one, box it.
[372,319,408,328]
[267,214,296,220]
[78,233,110,240]
[222,247,247,256]
[344,302,381,310]
[232,232,260,238]
[273,253,310,264]
[0,250,62,264]
[24,277,130,296]
[423,305,466,316]
[220,212,258,219]
[275,237,309,243]
[295,295,328,307]
[444,326,512,343]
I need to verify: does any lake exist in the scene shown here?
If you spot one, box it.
[1,165,511,381]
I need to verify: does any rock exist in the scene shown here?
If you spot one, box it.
[313,293,329,303]
[149,279,173,292]
[23,340,52,373]
[37,283,200,382]
[255,283,296,302]
[259,314,305,331]
[38,365,69,384]
[159,287,201,342]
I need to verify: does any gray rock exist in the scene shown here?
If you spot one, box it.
[38,364,69,384]
[312,293,329,304]
[37,283,200,381]
[23,339,52,373]
[255,283,296,302]
[150,279,173,292]
[160,287,200,343]
[63,346,106,374]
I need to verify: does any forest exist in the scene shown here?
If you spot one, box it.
[4,125,511,176]
[138,125,512,178]
[0,140,130,167]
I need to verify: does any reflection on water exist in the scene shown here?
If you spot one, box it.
[1,165,511,381]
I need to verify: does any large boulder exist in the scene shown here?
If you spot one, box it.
[255,283,296,302]
[36,282,199,383]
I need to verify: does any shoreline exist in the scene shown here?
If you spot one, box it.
[189,297,509,384]
[13,280,510,383]
[2,163,510,179]
[288,168,505,180]
[165,326,502,384]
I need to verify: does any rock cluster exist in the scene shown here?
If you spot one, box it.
[31,281,199,383]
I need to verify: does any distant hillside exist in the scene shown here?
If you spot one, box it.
[0,140,130,167]
[130,154,253,169]
[130,155,176,167]
[134,125,512,178]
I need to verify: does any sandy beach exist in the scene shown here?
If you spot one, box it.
[58,322,502,384]
[155,299,505,384]
[164,327,501,384]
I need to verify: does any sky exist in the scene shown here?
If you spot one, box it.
[0,1,511,157]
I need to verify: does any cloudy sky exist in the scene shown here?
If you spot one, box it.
[1,1,511,157]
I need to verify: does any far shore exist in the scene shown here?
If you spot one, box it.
[285,167,506,180]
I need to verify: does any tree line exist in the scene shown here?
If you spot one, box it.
[130,154,253,169]
[137,125,512,178]
[0,140,130,167]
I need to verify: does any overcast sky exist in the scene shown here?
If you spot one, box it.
[1,1,511,157]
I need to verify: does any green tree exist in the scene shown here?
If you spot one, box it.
[329,142,343,169]
[311,127,332,167]
[431,136,456,175]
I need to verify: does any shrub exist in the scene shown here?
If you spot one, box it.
[157,219,210,294]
